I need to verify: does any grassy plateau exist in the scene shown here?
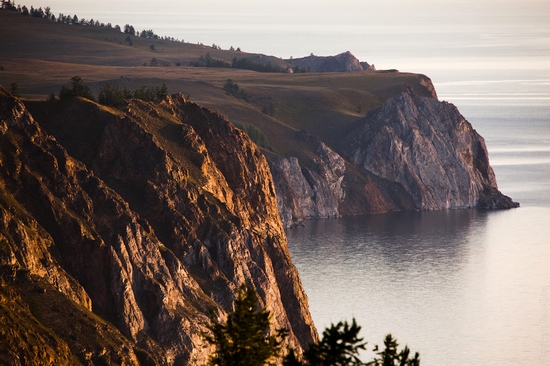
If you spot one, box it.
[0,8,436,158]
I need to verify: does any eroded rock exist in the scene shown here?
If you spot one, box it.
[0,88,317,364]
[345,92,518,210]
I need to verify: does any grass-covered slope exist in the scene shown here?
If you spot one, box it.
[0,8,436,156]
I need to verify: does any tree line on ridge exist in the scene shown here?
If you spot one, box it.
[46,76,168,106]
[1,0,181,41]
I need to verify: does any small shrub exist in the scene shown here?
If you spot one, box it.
[223,79,239,95]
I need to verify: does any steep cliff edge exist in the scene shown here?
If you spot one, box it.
[1,88,317,364]
[268,142,346,226]
[267,142,418,227]
[345,91,519,210]
[266,88,516,227]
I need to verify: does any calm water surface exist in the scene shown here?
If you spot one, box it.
[287,208,550,365]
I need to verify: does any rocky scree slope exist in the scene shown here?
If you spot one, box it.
[0,87,317,365]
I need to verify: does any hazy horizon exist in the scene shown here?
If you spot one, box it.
[16,0,550,107]
[16,0,550,68]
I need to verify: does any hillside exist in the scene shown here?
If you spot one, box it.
[0,8,435,148]
[0,7,517,226]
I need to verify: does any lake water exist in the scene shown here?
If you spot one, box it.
[287,103,550,365]
[284,96,550,365]
[287,98,550,366]
[20,1,550,364]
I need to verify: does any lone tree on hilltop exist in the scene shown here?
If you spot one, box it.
[203,284,289,366]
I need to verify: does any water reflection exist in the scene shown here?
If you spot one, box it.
[287,210,488,280]
[286,210,490,364]
[287,207,550,366]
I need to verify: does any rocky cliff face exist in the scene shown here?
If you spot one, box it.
[0,78,518,360]
[267,142,419,228]
[345,91,519,210]
[0,88,317,364]
[285,51,375,72]
[269,142,346,227]
[267,89,517,227]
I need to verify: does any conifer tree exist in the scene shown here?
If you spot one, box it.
[59,76,95,101]
[203,284,289,366]
[9,82,20,97]
[366,334,420,366]
[98,82,124,106]
[302,319,366,366]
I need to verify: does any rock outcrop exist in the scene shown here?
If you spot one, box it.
[267,143,420,228]
[0,88,317,364]
[285,51,375,73]
[269,142,346,227]
[266,88,517,228]
[0,74,519,360]
[345,91,519,210]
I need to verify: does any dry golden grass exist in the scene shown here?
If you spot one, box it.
[0,9,434,156]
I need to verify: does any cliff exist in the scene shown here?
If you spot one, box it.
[269,142,346,226]
[0,87,317,364]
[0,10,519,362]
[345,91,519,210]
[267,89,517,227]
